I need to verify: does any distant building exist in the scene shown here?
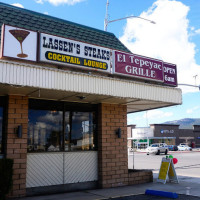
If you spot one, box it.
[128,124,200,149]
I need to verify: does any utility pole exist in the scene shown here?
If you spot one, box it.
[104,0,109,32]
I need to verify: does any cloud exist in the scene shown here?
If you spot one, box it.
[128,109,173,125]
[186,106,200,114]
[195,29,200,35]
[145,110,173,120]
[127,117,139,125]
[35,0,44,4]
[37,0,85,6]
[119,0,200,93]
[11,3,24,8]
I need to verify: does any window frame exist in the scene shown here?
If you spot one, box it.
[28,99,98,152]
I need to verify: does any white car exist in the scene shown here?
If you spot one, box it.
[146,143,168,155]
[178,145,192,151]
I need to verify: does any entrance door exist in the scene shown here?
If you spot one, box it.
[26,100,98,188]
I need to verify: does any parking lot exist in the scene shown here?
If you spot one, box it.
[129,150,200,183]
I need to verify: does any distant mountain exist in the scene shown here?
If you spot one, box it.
[163,118,200,129]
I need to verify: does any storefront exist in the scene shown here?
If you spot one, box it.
[128,124,200,149]
[0,2,182,198]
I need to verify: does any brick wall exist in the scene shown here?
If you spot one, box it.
[98,103,128,188]
[98,103,153,188]
[6,95,28,197]
[128,170,153,185]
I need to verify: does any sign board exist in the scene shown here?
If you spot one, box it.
[112,51,178,86]
[0,24,178,87]
[1,24,37,61]
[39,33,111,73]
[160,129,174,134]
[168,161,179,183]
[163,62,177,86]
[157,158,178,184]
[113,51,164,82]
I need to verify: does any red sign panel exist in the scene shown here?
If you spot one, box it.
[113,51,177,86]
[113,51,164,82]
[163,62,177,86]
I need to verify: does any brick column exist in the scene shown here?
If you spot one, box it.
[98,103,128,188]
[6,95,28,197]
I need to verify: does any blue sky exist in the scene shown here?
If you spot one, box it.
[1,0,200,127]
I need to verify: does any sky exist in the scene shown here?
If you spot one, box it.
[1,0,200,127]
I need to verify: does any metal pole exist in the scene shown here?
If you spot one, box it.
[178,84,200,90]
[104,0,109,31]
[104,0,156,32]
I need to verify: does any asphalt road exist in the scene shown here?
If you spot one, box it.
[129,151,200,183]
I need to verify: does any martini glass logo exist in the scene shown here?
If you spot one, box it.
[9,29,30,58]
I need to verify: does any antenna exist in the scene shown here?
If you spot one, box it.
[104,0,109,31]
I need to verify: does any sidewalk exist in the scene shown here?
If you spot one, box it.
[17,177,200,200]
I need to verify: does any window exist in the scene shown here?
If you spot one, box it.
[70,112,94,151]
[28,110,63,152]
[28,99,97,152]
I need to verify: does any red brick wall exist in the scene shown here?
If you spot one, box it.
[98,103,128,188]
[6,95,28,197]
[128,170,153,185]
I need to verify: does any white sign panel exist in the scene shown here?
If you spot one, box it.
[1,25,37,61]
[39,33,111,73]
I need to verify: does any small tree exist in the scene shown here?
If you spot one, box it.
[0,159,13,200]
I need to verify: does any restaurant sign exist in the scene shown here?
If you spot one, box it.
[163,62,177,86]
[39,33,111,73]
[113,51,177,86]
[1,24,37,61]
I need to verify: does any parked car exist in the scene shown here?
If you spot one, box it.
[146,143,168,155]
[179,143,187,146]
[178,144,192,151]
[167,145,178,151]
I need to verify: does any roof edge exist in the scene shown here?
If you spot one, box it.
[0,2,115,36]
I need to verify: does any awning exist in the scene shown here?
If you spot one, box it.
[0,60,182,113]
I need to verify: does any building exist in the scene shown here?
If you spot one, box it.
[0,2,182,198]
[128,124,200,149]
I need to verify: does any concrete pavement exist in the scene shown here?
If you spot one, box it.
[17,176,200,200]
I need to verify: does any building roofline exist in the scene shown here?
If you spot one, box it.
[0,2,115,37]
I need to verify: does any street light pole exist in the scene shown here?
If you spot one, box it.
[104,0,109,31]
[104,0,156,31]
[178,84,200,91]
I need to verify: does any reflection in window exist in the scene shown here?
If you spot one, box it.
[28,110,63,152]
[28,100,97,152]
[71,112,94,151]
[64,112,70,151]
[0,107,3,154]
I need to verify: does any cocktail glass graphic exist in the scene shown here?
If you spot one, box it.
[9,29,30,58]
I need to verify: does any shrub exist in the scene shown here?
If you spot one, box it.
[0,159,13,200]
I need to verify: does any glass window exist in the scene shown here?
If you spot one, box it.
[28,110,63,152]
[0,107,3,154]
[64,111,70,151]
[28,99,97,152]
[70,112,95,151]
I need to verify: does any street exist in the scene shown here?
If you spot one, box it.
[129,151,200,183]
